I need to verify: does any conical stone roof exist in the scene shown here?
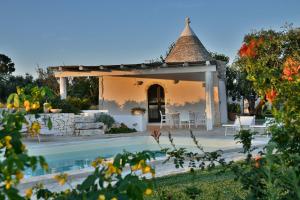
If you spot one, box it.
[165,18,213,63]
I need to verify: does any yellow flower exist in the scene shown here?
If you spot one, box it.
[131,160,145,171]
[31,102,40,110]
[25,106,30,112]
[142,166,151,174]
[54,173,68,185]
[16,171,24,180]
[106,163,117,176]
[131,164,139,171]
[138,160,145,169]
[144,188,153,195]
[24,100,30,108]
[92,158,103,168]
[111,197,117,200]
[7,103,13,109]
[5,136,12,149]
[25,188,33,198]
[5,180,11,190]
[98,194,106,200]
[0,102,3,108]
[30,121,41,135]
[5,135,12,142]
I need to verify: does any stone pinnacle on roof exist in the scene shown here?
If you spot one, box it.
[165,17,213,63]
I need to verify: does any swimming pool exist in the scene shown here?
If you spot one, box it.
[25,135,268,177]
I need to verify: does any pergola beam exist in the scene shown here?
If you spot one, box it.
[54,65,217,78]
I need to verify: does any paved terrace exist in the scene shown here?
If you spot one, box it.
[23,127,244,144]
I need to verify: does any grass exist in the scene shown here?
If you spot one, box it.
[146,168,247,200]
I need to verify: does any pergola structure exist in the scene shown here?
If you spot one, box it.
[49,18,227,131]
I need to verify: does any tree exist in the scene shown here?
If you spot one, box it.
[226,64,257,114]
[0,54,15,78]
[68,77,99,105]
[210,52,229,64]
[0,74,35,102]
[35,66,59,95]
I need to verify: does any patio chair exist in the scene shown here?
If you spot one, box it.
[194,112,206,127]
[159,110,167,128]
[179,111,195,129]
[166,112,180,128]
[223,115,255,136]
[250,117,275,137]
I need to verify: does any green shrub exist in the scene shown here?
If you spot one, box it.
[227,103,241,113]
[89,105,98,110]
[95,113,115,129]
[66,96,91,110]
[108,123,137,134]
[50,97,81,114]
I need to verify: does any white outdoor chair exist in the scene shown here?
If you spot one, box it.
[194,112,206,127]
[250,117,275,137]
[179,111,195,129]
[223,115,256,136]
[159,110,167,128]
[166,112,180,128]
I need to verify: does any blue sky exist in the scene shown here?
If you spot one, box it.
[1,0,300,76]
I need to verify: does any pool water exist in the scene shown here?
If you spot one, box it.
[26,136,170,177]
[25,135,267,177]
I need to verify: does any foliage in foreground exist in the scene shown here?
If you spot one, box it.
[147,168,247,200]
[0,88,155,200]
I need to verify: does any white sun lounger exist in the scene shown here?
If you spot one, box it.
[250,117,275,137]
[223,116,256,136]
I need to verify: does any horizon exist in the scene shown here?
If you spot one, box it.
[1,0,300,76]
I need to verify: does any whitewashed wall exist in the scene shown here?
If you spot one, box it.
[102,76,221,125]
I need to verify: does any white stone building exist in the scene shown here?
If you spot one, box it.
[50,18,227,131]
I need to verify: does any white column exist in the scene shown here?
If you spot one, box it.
[59,77,67,100]
[98,76,103,110]
[218,80,228,124]
[205,71,214,130]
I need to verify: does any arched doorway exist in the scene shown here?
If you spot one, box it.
[147,84,165,123]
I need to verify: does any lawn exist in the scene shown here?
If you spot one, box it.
[147,168,247,200]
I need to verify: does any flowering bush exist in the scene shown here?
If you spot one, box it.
[234,26,300,199]
[0,90,48,199]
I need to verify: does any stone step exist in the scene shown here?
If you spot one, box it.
[74,115,95,123]
[75,129,104,136]
[74,122,104,130]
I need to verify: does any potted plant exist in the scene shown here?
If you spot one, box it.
[227,103,241,121]
[131,107,146,115]
[43,102,52,113]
